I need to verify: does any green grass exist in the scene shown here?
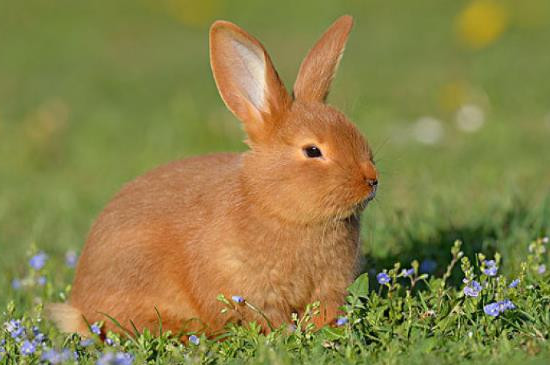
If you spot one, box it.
[1,0,550,363]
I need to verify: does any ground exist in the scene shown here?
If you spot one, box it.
[0,0,549,363]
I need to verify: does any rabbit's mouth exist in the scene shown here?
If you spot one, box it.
[356,186,377,210]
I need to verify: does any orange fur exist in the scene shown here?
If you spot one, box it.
[48,15,378,337]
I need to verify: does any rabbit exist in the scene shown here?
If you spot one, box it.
[48,14,378,337]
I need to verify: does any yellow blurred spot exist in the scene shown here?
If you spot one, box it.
[163,0,222,28]
[24,98,69,144]
[456,0,509,49]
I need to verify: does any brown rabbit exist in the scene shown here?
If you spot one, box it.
[48,15,378,337]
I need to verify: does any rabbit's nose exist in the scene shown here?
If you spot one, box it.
[366,178,378,188]
[362,162,378,187]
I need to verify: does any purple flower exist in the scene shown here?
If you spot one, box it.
[376,272,391,285]
[483,302,500,317]
[21,340,36,355]
[189,335,200,345]
[105,338,114,346]
[65,250,78,268]
[29,251,48,270]
[91,324,101,335]
[498,299,516,311]
[96,352,134,365]
[37,276,47,286]
[484,299,515,317]
[538,264,546,274]
[483,260,498,276]
[464,280,482,297]
[32,327,46,343]
[401,268,414,277]
[11,279,22,290]
[509,279,520,288]
[5,319,25,340]
[42,349,73,364]
[80,338,94,347]
[336,316,348,326]
[420,259,437,273]
[231,295,244,304]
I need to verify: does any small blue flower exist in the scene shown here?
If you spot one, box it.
[105,338,114,346]
[11,279,22,290]
[483,260,498,276]
[231,295,244,304]
[499,299,516,311]
[420,259,437,273]
[464,280,482,297]
[538,264,546,274]
[80,338,94,347]
[376,272,391,285]
[189,335,200,345]
[29,251,48,270]
[336,316,348,326]
[401,268,414,277]
[96,352,134,365]
[42,348,73,364]
[91,324,101,335]
[35,333,46,343]
[509,279,520,288]
[65,250,78,268]
[5,319,25,340]
[483,302,500,317]
[32,327,45,343]
[37,276,47,286]
[484,299,515,317]
[21,340,36,355]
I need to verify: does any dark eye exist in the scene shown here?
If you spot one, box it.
[303,145,323,158]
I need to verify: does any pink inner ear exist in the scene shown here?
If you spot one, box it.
[229,38,267,112]
[210,20,291,141]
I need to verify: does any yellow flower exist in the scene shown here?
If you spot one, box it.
[163,0,222,28]
[456,0,509,49]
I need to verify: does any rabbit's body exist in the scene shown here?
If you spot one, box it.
[49,15,378,337]
[68,152,360,334]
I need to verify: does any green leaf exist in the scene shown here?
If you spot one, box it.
[348,273,370,298]
[320,326,346,340]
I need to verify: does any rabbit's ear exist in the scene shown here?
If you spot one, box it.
[293,15,353,103]
[210,21,291,139]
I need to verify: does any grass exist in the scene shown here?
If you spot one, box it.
[1,0,550,363]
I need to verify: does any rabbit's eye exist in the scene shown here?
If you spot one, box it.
[303,145,323,158]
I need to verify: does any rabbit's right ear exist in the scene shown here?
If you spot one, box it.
[210,21,291,141]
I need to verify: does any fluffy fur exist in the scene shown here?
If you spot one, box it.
[48,15,378,337]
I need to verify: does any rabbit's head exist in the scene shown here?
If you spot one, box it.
[210,16,378,225]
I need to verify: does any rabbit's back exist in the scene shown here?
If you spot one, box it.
[70,153,243,332]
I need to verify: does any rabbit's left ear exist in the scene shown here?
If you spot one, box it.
[210,21,291,141]
[293,15,353,103]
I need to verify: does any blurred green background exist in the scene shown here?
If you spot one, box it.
[1,0,549,286]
